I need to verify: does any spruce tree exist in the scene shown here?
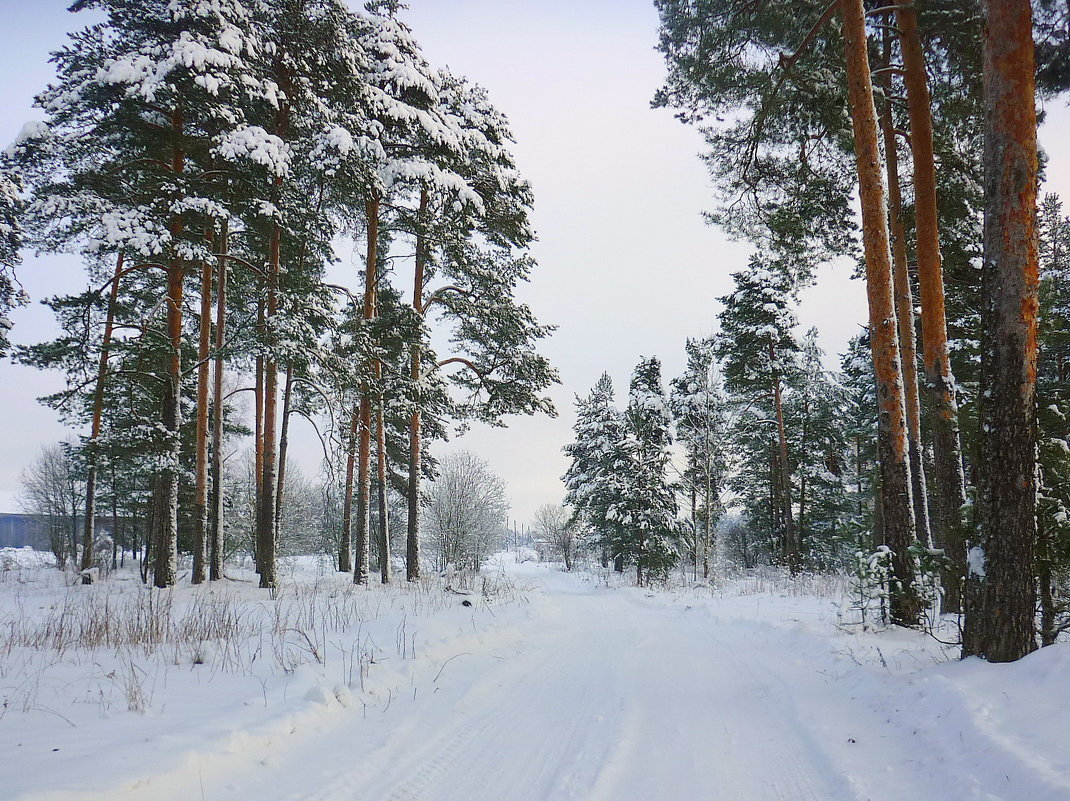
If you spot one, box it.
[563,374,629,572]
[617,357,679,585]
[670,336,726,579]
[788,330,852,568]
[1037,193,1070,645]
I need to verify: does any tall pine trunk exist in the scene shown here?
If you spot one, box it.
[406,386,422,582]
[841,0,921,626]
[339,408,357,573]
[704,464,713,580]
[154,105,184,589]
[80,252,124,584]
[407,190,429,582]
[253,298,264,573]
[192,249,213,585]
[878,30,933,548]
[355,196,380,585]
[770,354,795,570]
[258,221,280,589]
[897,3,969,610]
[209,221,228,581]
[964,0,1040,662]
[275,363,294,532]
[377,400,391,583]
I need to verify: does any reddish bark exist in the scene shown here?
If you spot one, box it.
[192,248,213,584]
[258,220,280,589]
[897,2,969,610]
[154,104,185,589]
[878,27,932,548]
[965,0,1040,662]
[841,0,921,625]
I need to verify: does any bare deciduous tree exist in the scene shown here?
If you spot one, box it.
[532,503,576,570]
[423,451,508,572]
[19,443,82,569]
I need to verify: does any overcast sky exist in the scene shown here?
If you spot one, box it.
[1,1,1068,524]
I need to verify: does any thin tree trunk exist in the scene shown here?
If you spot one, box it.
[80,252,124,585]
[636,532,644,587]
[339,407,357,574]
[690,483,698,580]
[155,258,182,588]
[407,401,422,582]
[770,360,796,570]
[407,189,429,582]
[769,449,780,555]
[143,476,157,585]
[704,396,714,580]
[209,220,228,581]
[965,0,1040,662]
[897,2,969,610]
[192,250,213,585]
[111,465,120,570]
[377,400,391,584]
[840,0,921,626]
[253,298,264,573]
[1038,516,1056,646]
[878,26,933,550]
[855,437,864,547]
[258,221,280,589]
[704,472,713,580]
[275,363,294,532]
[355,196,380,585]
[154,104,184,589]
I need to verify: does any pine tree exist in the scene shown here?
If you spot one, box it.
[653,0,859,272]
[840,0,921,626]
[963,0,1041,663]
[717,257,800,567]
[13,0,274,586]
[891,0,970,610]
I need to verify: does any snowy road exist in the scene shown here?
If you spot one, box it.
[17,560,1069,801]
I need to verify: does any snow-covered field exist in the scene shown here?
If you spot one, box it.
[0,548,1065,801]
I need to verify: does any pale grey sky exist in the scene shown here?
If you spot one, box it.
[1,1,1068,525]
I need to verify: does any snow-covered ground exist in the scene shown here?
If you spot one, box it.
[0,548,1066,801]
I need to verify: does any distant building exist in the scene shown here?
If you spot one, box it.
[0,513,52,549]
[0,513,114,550]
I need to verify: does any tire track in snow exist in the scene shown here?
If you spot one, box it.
[348,592,635,801]
[583,595,861,801]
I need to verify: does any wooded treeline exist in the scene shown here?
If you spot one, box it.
[2,0,556,589]
[562,0,1070,663]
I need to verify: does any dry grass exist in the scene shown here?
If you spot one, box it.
[0,558,531,716]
